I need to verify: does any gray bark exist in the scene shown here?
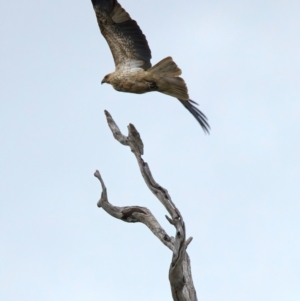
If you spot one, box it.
[94,110,198,301]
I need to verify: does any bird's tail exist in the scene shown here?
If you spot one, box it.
[147,56,182,77]
[147,56,187,99]
[159,76,189,100]
[147,57,210,133]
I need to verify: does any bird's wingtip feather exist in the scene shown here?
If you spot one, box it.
[179,99,210,134]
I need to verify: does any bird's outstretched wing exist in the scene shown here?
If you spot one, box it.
[91,0,152,70]
[179,99,210,134]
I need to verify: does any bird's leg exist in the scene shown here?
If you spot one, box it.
[147,81,158,90]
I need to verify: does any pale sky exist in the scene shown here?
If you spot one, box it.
[1,0,299,300]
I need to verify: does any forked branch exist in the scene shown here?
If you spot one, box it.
[94,110,198,301]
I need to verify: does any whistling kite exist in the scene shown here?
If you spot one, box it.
[91,0,210,133]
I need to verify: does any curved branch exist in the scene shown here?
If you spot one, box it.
[94,170,173,250]
[94,110,198,301]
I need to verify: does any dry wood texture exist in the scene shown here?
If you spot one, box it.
[94,110,198,301]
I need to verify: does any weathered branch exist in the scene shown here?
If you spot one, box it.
[94,169,173,250]
[94,110,198,301]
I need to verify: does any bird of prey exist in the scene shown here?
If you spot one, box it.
[91,0,210,133]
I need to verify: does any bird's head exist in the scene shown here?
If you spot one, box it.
[101,73,112,85]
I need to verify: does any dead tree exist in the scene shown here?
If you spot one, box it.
[94,111,198,301]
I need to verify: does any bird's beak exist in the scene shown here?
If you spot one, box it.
[101,79,105,85]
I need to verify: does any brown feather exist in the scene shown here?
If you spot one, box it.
[156,77,189,100]
[148,57,182,77]
[92,0,210,133]
[92,0,152,70]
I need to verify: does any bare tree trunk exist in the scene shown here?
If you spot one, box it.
[94,111,198,301]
